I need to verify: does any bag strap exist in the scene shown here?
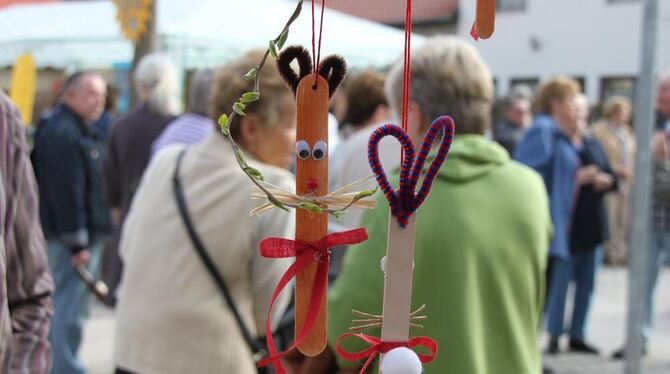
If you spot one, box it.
[172,149,267,359]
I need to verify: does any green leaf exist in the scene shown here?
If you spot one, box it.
[354,188,377,200]
[217,114,230,136]
[331,211,344,222]
[244,166,264,181]
[240,91,260,104]
[298,202,323,215]
[232,102,246,116]
[269,40,279,58]
[276,29,289,50]
[218,114,229,128]
[269,197,290,212]
[234,148,248,166]
[243,68,258,81]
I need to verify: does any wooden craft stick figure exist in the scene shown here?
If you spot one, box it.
[336,117,455,373]
[279,46,346,356]
[471,0,496,40]
[255,47,374,373]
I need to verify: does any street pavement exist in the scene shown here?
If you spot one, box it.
[80,267,670,374]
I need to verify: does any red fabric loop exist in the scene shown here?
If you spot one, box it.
[257,228,368,373]
[336,333,438,373]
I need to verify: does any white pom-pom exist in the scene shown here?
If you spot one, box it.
[380,256,415,274]
[380,347,422,374]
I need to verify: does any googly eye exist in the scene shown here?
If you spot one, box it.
[312,141,328,160]
[296,140,311,160]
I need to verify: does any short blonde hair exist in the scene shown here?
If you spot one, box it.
[385,36,494,135]
[602,95,631,120]
[209,50,293,140]
[534,77,580,115]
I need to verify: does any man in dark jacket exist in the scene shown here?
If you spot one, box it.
[33,71,111,374]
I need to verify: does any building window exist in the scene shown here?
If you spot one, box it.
[509,77,539,93]
[497,0,527,12]
[572,76,586,93]
[600,76,636,103]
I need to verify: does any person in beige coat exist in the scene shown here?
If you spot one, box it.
[591,96,636,265]
[113,51,297,374]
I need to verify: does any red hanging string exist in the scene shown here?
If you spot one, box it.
[311,0,326,86]
[401,0,412,132]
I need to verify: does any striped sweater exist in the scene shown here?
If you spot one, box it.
[0,92,54,374]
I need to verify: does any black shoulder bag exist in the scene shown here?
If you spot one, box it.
[172,150,270,369]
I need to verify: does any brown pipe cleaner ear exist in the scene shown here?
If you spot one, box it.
[276,45,313,95]
[318,55,347,98]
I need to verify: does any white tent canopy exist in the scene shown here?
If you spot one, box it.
[0,0,424,70]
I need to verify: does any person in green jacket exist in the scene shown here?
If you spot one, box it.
[326,36,552,374]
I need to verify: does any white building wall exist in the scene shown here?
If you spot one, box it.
[457,0,670,102]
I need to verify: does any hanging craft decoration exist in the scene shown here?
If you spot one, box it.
[471,0,496,40]
[113,0,153,43]
[253,2,375,372]
[336,0,456,372]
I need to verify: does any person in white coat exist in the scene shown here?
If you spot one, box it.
[113,50,297,374]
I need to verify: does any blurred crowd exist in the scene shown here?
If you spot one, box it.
[1,34,669,374]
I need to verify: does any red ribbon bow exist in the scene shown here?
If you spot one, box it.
[336,333,438,373]
[257,228,368,373]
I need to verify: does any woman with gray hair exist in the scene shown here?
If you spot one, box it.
[103,53,180,304]
[152,68,216,155]
[322,36,551,374]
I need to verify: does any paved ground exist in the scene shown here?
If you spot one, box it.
[542,267,670,374]
[80,267,670,374]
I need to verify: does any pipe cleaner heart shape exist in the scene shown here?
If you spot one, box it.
[367,116,455,227]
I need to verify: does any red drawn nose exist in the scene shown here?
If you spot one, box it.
[306,178,319,192]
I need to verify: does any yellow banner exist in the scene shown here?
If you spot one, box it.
[9,53,36,126]
[114,0,153,43]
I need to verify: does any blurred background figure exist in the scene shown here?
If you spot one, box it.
[591,96,635,266]
[114,51,295,374]
[657,70,670,130]
[103,54,180,306]
[328,69,394,281]
[324,36,551,374]
[613,70,670,359]
[152,68,215,156]
[32,71,110,374]
[493,89,532,155]
[0,91,54,374]
[329,70,391,227]
[545,93,616,355]
[92,83,119,145]
[514,77,581,352]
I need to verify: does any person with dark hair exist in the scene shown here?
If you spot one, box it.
[0,92,54,374]
[32,71,110,374]
[329,71,392,227]
[493,94,531,155]
[152,68,215,155]
[92,83,119,144]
